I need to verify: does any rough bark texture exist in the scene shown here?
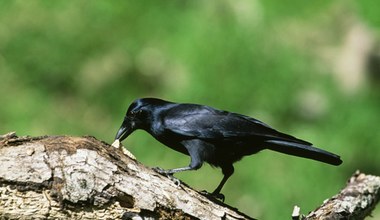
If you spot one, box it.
[0,132,253,220]
[1,132,379,219]
[304,171,380,220]
[292,171,380,220]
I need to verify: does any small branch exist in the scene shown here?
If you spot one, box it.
[293,171,380,220]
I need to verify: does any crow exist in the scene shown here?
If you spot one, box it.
[115,98,342,199]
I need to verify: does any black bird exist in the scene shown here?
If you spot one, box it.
[115,98,342,198]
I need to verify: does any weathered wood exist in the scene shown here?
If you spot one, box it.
[293,171,380,220]
[0,132,254,220]
[1,132,379,219]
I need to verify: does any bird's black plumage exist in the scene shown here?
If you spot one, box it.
[115,98,342,197]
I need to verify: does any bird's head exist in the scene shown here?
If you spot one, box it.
[114,98,169,141]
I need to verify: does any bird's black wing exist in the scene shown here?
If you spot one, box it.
[162,104,310,145]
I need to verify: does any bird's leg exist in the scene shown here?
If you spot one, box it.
[153,166,196,186]
[153,158,202,186]
[153,144,203,187]
[153,166,195,175]
[206,164,234,202]
[153,154,202,175]
[154,140,205,187]
[212,173,230,195]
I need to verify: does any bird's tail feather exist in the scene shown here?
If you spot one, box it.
[265,140,342,166]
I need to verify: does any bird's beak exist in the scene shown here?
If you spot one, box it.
[115,118,134,141]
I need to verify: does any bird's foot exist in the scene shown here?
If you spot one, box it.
[167,175,181,187]
[152,167,167,174]
[200,190,225,202]
[152,167,181,187]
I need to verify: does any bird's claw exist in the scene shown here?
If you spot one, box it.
[167,175,181,187]
[152,167,167,174]
[200,190,225,202]
[152,167,181,187]
[214,193,225,202]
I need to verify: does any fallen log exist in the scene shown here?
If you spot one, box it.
[0,132,253,219]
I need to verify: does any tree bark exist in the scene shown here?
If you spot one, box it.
[0,132,379,219]
[302,171,380,220]
[0,132,253,220]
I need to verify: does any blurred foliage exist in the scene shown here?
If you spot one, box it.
[1,0,379,219]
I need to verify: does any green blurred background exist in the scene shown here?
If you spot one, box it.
[1,1,379,219]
